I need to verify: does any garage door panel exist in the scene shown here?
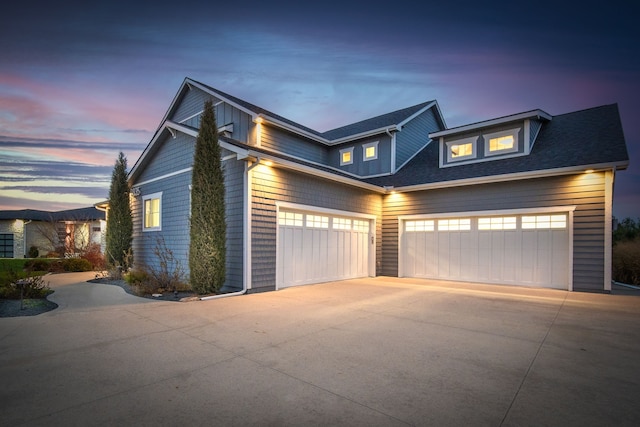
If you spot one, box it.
[401,212,570,289]
[278,210,372,288]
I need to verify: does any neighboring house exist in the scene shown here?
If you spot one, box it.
[0,207,106,258]
[128,77,629,293]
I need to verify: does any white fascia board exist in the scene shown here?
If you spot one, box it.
[430,109,552,138]
[393,162,628,193]
[245,149,386,193]
[397,101,437,128]
[328,125,401,145]
[128,124,175,181]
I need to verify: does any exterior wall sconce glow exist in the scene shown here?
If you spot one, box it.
[585,169,595,174]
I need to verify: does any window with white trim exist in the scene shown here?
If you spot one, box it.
[143,192,162,231]
[522,214,567,229]
[306,214,329,229]
[340,147,354,166]
[333,218,352,230]
[483,128,520,156]
[353,219,370,233]
[438,218,471,231]
[278,211,303,227]
[446,136,476,162]
[478,217,517,230]
[405,220,435,232]
[363,141,378,161]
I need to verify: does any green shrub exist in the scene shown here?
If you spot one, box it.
[62,258,93,272]
[28,246,39,258]
[124,267,149,285]
[24,258,54,272]
[613,239,640,285]
[0,274,52,299]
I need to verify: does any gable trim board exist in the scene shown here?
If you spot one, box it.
[127,78,628,294]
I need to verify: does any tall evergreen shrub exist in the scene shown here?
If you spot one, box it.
[189,100,226,294]
[105,152,133,267]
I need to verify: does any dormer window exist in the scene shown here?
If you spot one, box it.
[363,141,378,161]
[340,147,354,166]
[446,137,477,163]
[484,128,520,156]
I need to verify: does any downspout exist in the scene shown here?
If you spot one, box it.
[387,127,397,173]
[200,157,260,301]
[23,220,32,258]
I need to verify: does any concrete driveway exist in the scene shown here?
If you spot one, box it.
[1,273,640,426]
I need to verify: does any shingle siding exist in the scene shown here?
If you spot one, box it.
[396,107,442,169]
[136,132,194,184]
[260,127,328,163]
[381,173,607,291]
[250,167,382,291]
[132,140,245,291]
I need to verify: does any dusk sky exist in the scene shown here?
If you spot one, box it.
[1,1,638,218]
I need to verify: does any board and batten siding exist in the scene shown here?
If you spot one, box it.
[171,86,214,124]
[382,172,608,291]
[396,107,442,170]
[250,166,382,291]
[260,126,329,164]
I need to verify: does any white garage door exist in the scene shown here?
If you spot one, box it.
[401,212,571,289]
[277,209,373,288]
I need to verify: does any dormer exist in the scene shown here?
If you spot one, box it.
[431,109,552,168]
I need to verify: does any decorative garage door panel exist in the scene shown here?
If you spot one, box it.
[401,214,570,289]
[278,210,371,288]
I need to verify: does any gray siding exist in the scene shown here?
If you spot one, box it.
[441,124,526,167]
[171,87,213,124]
[215,103,253,143]
[137,132,194,184]
[330,135,392,176]
[396,107,442,169]
[260,127,328,163]
[381,173,607,291]
[132,142,245,291]
[250,167,382,291]
[529,119,543,148]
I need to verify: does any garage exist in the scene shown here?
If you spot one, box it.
[400,210,573,289]
[277,207,374,289]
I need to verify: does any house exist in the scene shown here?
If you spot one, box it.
[128,77,629,293]
[0,207,106,258]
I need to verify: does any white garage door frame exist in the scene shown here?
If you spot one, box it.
[275,201,376,290]
[398,206,575,291]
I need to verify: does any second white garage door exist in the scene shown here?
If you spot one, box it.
[400,210,572,289]
[277,208,374,289]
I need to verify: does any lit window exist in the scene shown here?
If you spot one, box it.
[278,211,303,227]
[478,217,517,230]
[406,220,435,232]
[451,143,473,158]
[489,135,514,152]
[483,128,520,156]
[522,214,567,229]
[438,218,471,231]
[446,137,476,163]
[353,220,370,233]
[363,141,379,161]
[333,218,352,230]
[143,192,162,231]
[340,147,353,166]
[306,215,329,229]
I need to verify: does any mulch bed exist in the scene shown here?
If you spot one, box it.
[0,298,58,318]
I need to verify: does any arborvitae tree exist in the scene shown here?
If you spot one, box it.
[189,100,226,294]
[105,152,133,268]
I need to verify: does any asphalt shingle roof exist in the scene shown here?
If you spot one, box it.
[365,104,629,188]
[0,207,105,222]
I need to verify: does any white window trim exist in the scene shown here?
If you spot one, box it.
[340,147,354,166]
[445,136,477,163]
[142,192,162,232]
[363,141,379,161]
[483,128,520,157]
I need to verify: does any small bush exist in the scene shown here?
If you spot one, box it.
[613,239,640,285]
[24,258,54,272]
[62,258,93,272]
[28,246,39,258]
[124,267,149,285]
[0,274,52,299]
[81,243,105,270]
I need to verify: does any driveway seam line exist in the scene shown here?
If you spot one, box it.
[499,291,569,426]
